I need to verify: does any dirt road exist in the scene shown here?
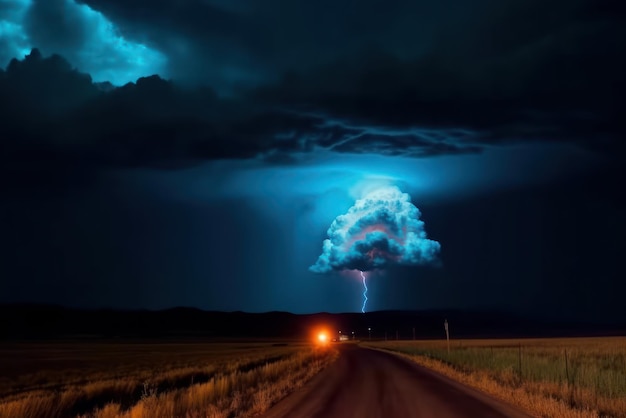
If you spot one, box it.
[262,345,533,418]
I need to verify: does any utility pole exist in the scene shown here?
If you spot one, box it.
[444,319,450,354]
[396,330,399,340]
[412,327,416,340]
[368,327,372,341]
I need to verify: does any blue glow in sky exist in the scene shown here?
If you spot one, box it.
[116,141,604,264]
[0,0,32,62]
[0,0,166,85]
[119,142,604,211]
[99,141,606,312]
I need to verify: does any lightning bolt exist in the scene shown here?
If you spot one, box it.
[360,270,368,313]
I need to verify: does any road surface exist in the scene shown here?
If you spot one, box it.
[262,345,534,418]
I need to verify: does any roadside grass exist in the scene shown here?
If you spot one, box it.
[0,341,337,418]
[367,337,626,418]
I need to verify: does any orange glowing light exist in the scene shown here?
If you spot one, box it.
[311,325,334,346]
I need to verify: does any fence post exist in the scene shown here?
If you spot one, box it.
[518,343,523,382]
[564,348,570,385]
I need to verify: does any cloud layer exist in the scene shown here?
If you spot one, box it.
[1,0,625,178]
[0,0,166,85]
[310,186,441,273]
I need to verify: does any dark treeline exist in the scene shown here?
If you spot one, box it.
[1,304,624,340]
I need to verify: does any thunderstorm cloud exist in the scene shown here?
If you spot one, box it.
[310,186,440,273]
[0,0,166,85]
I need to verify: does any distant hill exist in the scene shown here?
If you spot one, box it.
[0,304,623,340]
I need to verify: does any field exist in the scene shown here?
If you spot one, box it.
[0,340,337,418]
[368,337,626,418]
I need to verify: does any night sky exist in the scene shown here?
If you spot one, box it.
[1,0,624,320]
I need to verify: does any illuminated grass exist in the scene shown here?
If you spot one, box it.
[0,341,337,418]
[367,337,626,418]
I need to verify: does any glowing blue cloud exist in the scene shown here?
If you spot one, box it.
[0,0,166,85]
[310,186,440,273]
[0,0,32,65]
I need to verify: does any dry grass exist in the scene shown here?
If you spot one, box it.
[0,341,296,398]
[367,337,626,418]
[0,340,337,418]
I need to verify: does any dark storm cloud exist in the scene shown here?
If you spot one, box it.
[2,0,625,171]
[0,50,276,168]
[24,0,88,50]
[0,0,167,85]
[0,49,486,172]
[77,0,269,89]
[76,0,626,149]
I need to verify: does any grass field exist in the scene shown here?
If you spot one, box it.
[367,337,626,418]
[0,340,337,418]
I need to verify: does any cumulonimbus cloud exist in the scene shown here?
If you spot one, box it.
[310,186,440,273]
